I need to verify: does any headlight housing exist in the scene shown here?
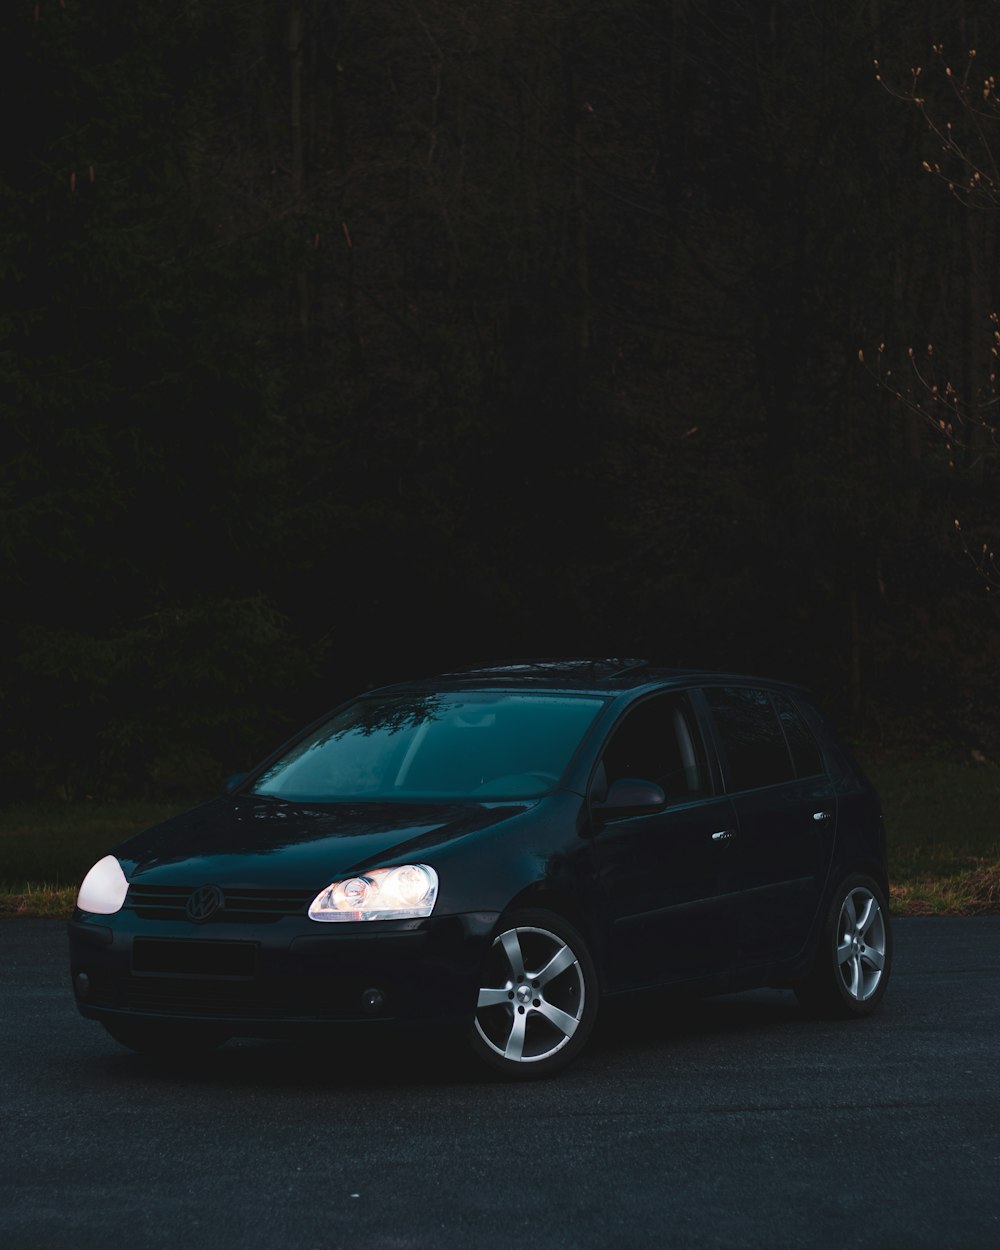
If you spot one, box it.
[76,855,129,914]
[308,864,438,922]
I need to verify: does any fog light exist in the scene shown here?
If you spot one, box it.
[361,987,385,1013]
[74,972,91,1000]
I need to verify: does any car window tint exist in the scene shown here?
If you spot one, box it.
[704,686,794,791]
[600,693,709,803]
[772,691,825,778]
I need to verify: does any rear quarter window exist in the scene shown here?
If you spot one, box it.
[704,686,794,791]
[772,691,825,778]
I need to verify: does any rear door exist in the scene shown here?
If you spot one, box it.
[698,685,837,970]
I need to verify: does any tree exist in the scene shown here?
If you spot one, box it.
[0,2,317,796]
[866,38,1000,588]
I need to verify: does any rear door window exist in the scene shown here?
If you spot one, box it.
[703,686,794,791]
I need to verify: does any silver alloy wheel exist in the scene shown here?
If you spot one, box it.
[474,924,586,1064]
[835,886,887,1001]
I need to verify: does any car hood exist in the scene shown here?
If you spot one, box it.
[115,794,535,888]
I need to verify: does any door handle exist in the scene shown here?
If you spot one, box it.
[813,811,832,822]
[711,829,735,842]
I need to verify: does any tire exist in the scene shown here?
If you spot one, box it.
[468,909,599,1079]
[794,874,892,1018]
[102,1018,231,1056]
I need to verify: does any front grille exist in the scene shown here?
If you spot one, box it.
[126,883,312,923]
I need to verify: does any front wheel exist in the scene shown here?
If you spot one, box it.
[795,874,892,1018]
[468,909,598,1079]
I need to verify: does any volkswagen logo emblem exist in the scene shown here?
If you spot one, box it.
[186,884,224,923]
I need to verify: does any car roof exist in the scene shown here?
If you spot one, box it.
[368,659,809,699]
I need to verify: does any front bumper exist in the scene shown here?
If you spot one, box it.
[68,908,498,1036]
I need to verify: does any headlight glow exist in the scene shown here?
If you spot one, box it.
[308,864,438,922]
[76,855,129,914]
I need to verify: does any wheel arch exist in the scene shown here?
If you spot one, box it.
[827,855,891,902]
[496,885,594,945]
[493,885,614,993]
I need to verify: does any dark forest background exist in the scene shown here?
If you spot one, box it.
[3,0,999,801]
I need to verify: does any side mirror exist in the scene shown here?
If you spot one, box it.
[593,777,666,818]
[221,772,248,795]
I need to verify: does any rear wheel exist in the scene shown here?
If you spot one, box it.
[469,909,598,1078]
[795,874,892,1018]
[102,1018,230,1056]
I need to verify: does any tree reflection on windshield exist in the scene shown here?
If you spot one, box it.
[308,694,444,744]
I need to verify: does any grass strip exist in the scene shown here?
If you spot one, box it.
[0,884,77,919]
[889,861,1000,916]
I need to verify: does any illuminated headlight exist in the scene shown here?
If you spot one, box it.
[76,855,129,915]
[308,864,438,922]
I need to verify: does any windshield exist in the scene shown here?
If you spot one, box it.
[250,692,606,802]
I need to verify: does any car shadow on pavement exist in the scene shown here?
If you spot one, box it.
[91,1025,486,1090]
[590,986,808,1056]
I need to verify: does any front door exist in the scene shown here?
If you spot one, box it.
[590,692,739,992]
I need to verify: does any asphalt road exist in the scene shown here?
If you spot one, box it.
[1,917,998,1250]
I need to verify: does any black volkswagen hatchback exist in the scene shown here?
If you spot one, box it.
[69,660,891,1078]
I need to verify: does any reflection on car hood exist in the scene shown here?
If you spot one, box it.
[115,795,534,887]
